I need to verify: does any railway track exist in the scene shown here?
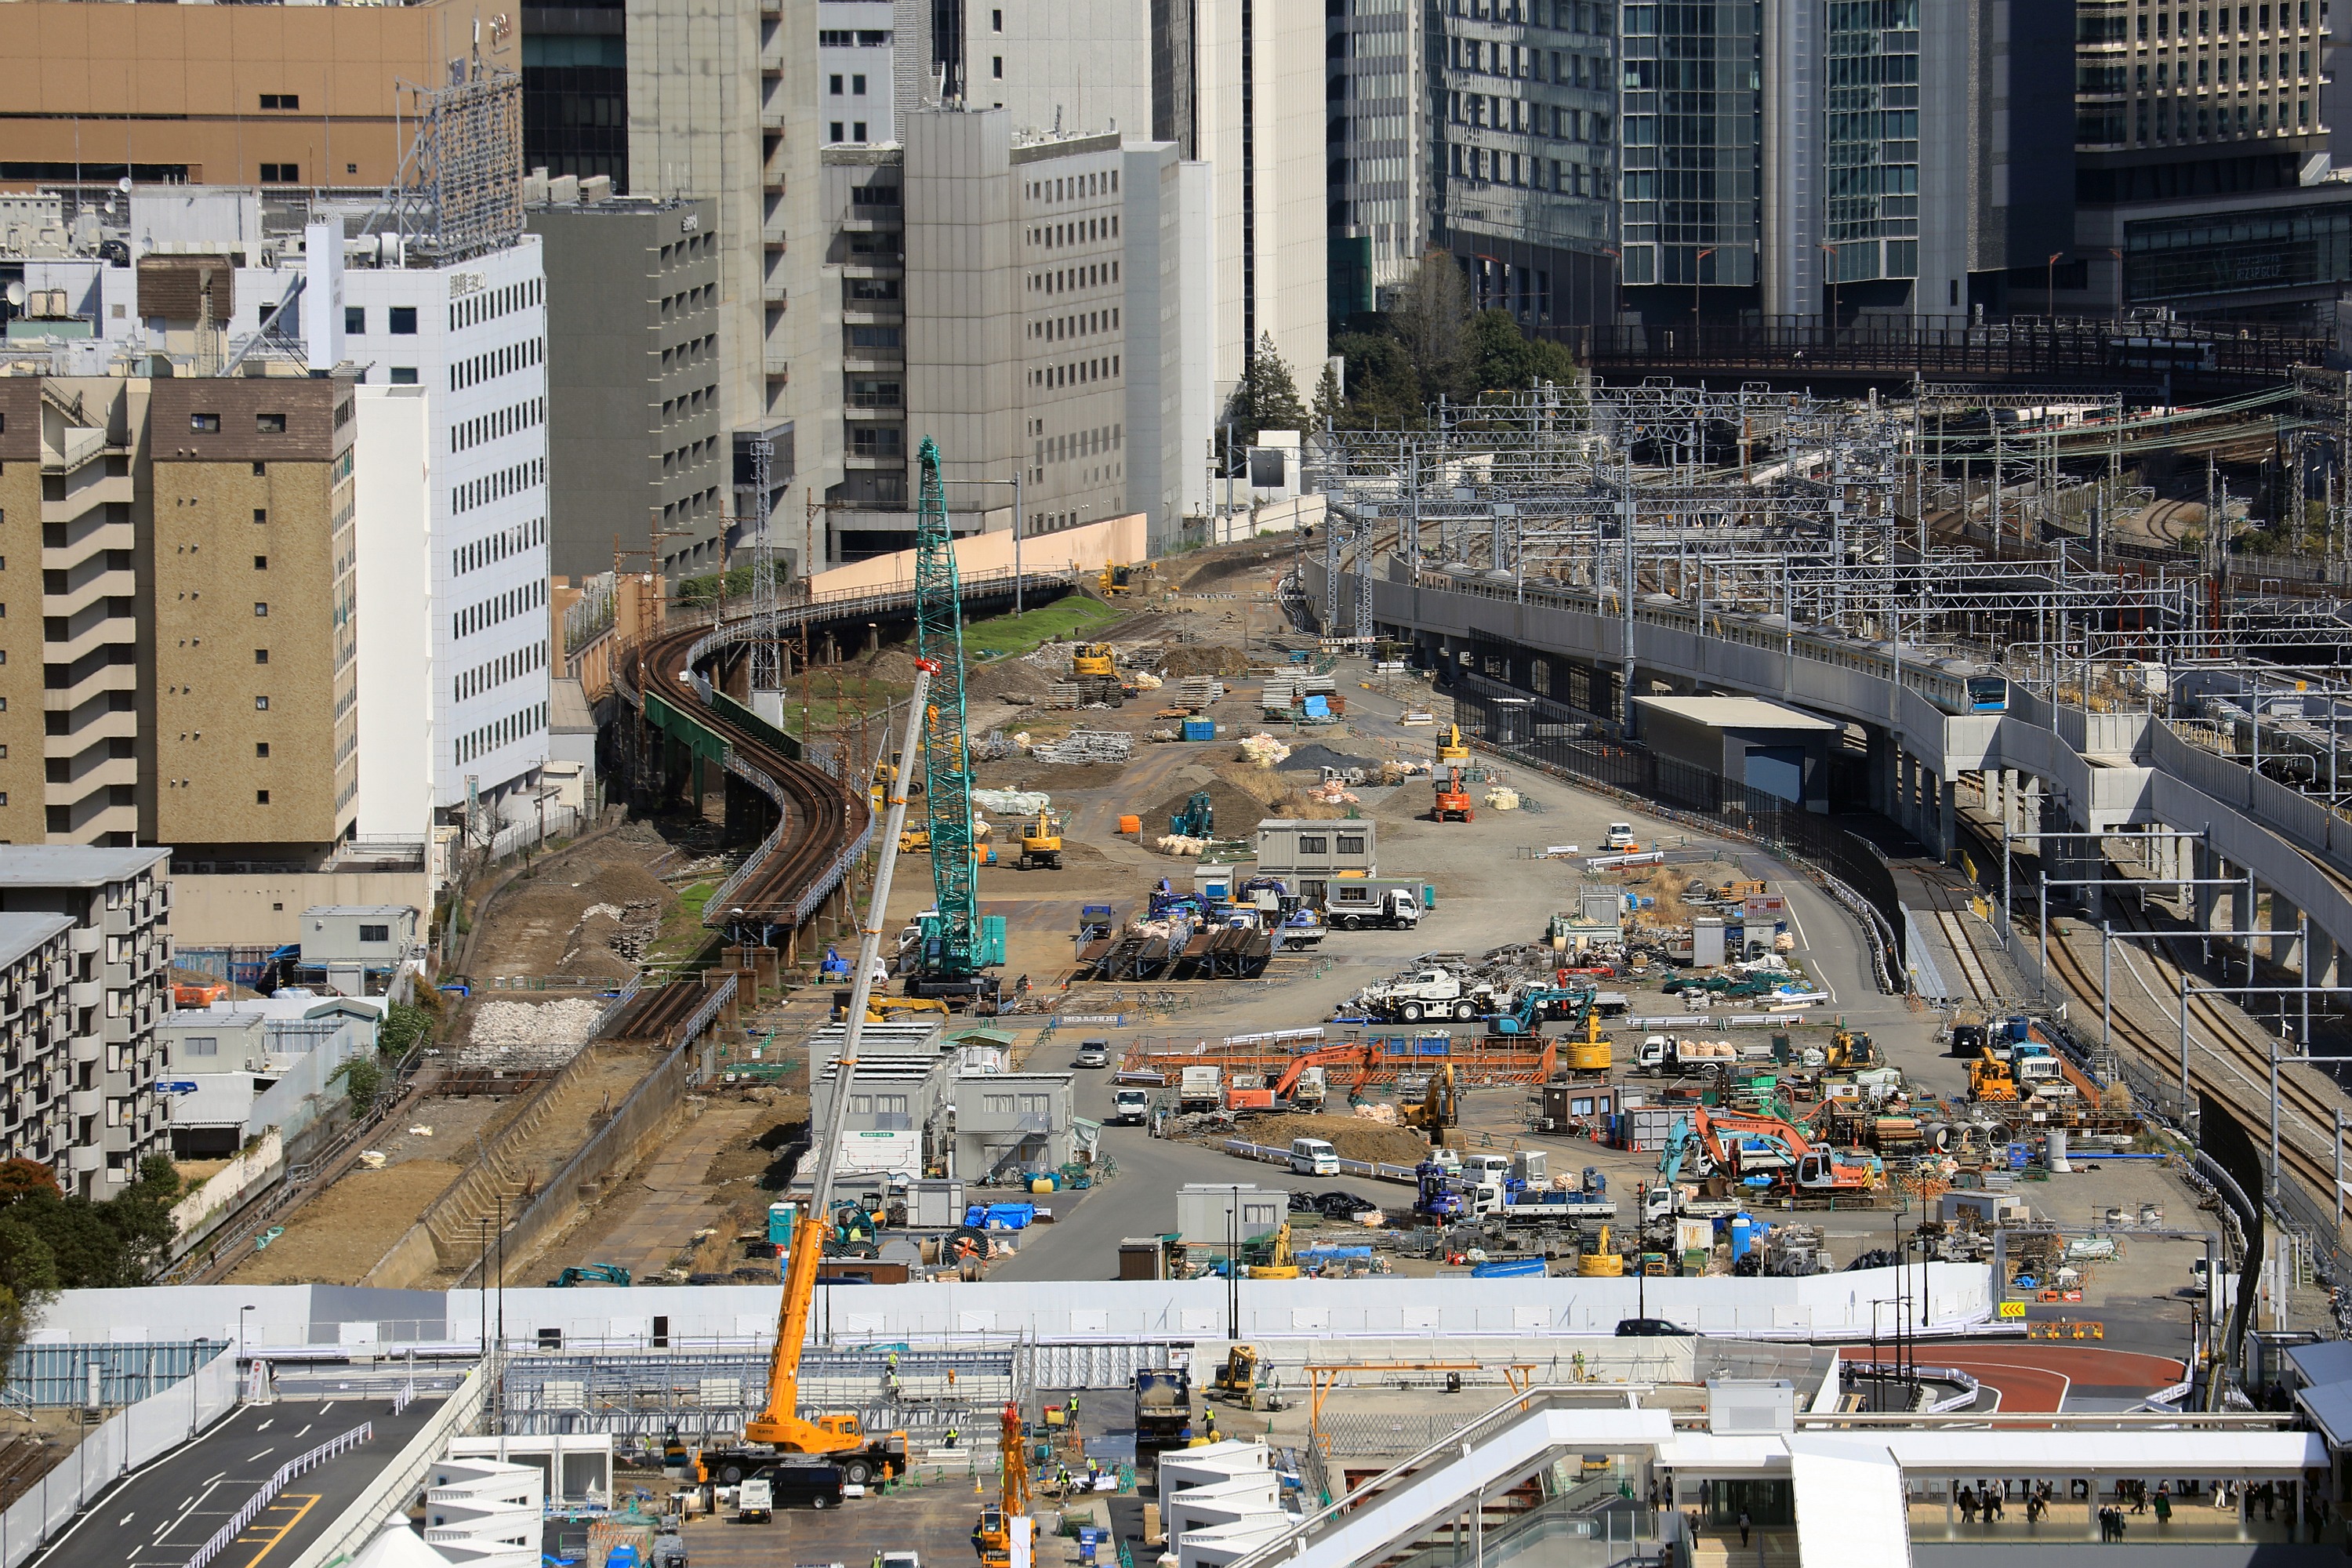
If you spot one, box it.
[2038,885,2349,1236]
[622,619,870,939]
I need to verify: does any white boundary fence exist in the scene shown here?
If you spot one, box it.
[184,1424,373,1568]
[0,1344,238,1568]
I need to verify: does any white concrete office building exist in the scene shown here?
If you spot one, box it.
[818,111,1209,559]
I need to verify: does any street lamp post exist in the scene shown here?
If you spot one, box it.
[239,1303,256,1374]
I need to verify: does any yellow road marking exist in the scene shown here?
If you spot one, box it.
[234,1493,321,1568]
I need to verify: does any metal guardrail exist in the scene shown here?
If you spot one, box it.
[183,1423,373,1568]
[289,1364,487,1568]
[587,971,646,1042]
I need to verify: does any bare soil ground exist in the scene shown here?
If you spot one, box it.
[225,1160,464,1285]
[462,836,681,983]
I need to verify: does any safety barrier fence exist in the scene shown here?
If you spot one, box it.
[0,1344,237,1568]
[184,1423,374,1568]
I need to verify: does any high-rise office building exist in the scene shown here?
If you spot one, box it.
[953,0,1326,407]
[526,187,727,581]
[2070,0,2350,324]
[1433,0,1620,328]
[523,0,630,186]
[626,0,822,571]
[1327,0,1433,319]
[6,169,555,852]
[1619,0,2075,327]
[816,111,1209,560]
[0,0,516,194]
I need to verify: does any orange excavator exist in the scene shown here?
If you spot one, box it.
[695,665,940,1489]
[1698,1107,1882,1195]
[1224,1042,1378,1112]
[1431,724,1474,822]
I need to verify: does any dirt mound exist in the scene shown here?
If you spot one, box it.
[1143,777,1274,840]
[227,1160,463,1285]
[1237,1112,1430,1167]
[969,658,1054,702]
[1160,644,1252,678]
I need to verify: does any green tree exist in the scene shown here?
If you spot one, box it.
[1465,310,1537,393]
[1328,332,1425,429]
[0,1213,57,1370]
[1310,360,1345,430]
[331,1054,385,1115]
[1218,334,1309,463]
[379,1001,434,1057]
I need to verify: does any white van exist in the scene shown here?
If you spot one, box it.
[1289,1138,1340,1176]
[1603,823,1639,850]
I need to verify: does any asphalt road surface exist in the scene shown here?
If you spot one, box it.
[36,1396,441,1568]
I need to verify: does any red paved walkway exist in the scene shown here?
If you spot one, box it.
[1842,1345,2185,1413]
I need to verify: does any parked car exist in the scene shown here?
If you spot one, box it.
[1075,1040,1111,1068]
[1614,1318,1691,1338]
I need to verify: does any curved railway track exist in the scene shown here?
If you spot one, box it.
[1958,805,2351,1234]
[628,618,868,929]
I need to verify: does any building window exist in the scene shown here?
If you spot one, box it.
[254,602,269,617]
[993,7,1002,26]
[389,307,418,335]
[390,368,419,385]
[256,743,270,758]
[360,924,390,943]
[256,412,286,434]
[830,74,844,93]
[1299,836,1329,855]
[993,56,1004,77]
[1337,835,1366,855]
[191,412,220,432]
[254,649,270,665]
[852,74,867,93]
[260,163,299,183]
[184,1037,219,1057]
[256,790,270,804]
[260,93,299,111]
[831,122,846,140]
[345,306,365,334]
[853,121,867,140]
[255,695,270,710]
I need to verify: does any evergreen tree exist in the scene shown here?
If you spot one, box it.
[1311,360,1345,430]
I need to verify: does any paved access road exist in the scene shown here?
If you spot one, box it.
[37,1396,442,1568]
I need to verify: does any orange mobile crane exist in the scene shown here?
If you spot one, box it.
[695,664,941,1489]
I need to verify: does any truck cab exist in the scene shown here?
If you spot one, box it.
[1459,1154,1511,1214]
[1112,1087,1151,1124]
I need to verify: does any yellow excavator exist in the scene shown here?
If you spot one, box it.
[1576,1224,1626,1277]
[1098,561,1150,597]
[975,1402,1033,1566]
[1402,1062,1459,1145]
[1246,1221,1300,1280]
[696,664,947,1490]
[1071,642,1128,706]
[1018,810,1064,869]
[1210,1345,1261,1405]
[1436,723,1471,764]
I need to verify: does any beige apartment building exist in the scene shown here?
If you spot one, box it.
[0,332,358,855]
[0,0,512,194]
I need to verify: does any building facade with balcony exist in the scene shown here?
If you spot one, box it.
[952,1070,1075,1184]
[0,846,172,1200]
